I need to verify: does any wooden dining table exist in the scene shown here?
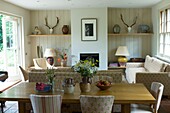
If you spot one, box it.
[0,82,155,113]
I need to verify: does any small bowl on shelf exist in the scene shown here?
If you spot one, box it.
[96,80,112,90]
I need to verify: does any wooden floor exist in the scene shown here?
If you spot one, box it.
[1,97,170,113]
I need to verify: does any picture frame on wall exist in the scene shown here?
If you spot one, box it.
[81,18,97,41]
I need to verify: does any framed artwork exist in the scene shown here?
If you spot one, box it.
[81,18,97,41]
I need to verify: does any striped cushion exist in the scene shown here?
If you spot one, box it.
[30,94,62,113]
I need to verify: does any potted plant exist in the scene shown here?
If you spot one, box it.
[72,58,98,92]
[46,68,55,85]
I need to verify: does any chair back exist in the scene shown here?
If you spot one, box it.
[151,82,164,111]
[30,94,62,113]
[0,71,8,82]
[80,95,114,113]
[19,66,28,81]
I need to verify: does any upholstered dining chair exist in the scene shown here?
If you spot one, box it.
[80,95,114,113]
[30,94,62,113]
[131,82,164,113]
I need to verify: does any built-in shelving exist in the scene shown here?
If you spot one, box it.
[108,33,153,36]
[29,34,71,37]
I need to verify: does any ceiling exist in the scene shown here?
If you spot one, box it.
[4,0,161,10]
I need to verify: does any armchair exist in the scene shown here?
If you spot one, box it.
[0,71,8,82]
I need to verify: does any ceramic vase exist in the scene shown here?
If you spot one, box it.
[79,82,91,92]
[79,76,92,92]
[62,25,69,34]
[61,60,67,67]
[63,85,75,93]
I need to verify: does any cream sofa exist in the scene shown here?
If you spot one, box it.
[126,55,170,96]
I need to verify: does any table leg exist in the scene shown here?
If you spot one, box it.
[121,104,130,113]
[18,101,26,113]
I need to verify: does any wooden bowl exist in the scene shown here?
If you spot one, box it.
[96,84,112,90]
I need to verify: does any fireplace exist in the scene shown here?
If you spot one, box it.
[80,53,99,67]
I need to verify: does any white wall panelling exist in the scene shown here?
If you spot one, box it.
[30,10,71,66]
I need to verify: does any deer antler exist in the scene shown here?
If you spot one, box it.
[120,14,129,27]
[120,14,137,27]
[45,17,51,29]
[45,17,59,29]
[52,17,59,29]
[130,16,137,27]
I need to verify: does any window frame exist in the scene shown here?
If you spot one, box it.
[158,8,170,61]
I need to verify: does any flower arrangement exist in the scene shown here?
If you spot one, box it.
[72,58,98,77]
[57,48,68,62]
[46,68,55,84]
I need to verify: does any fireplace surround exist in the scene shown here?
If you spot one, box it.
[80,53,99,67]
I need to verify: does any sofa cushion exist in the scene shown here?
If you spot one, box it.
[144,55,165,72]
[144,55,153,71]
[125,67,146,83]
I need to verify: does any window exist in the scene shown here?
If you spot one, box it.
[158,8,170,60]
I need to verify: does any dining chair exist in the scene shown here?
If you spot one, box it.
[80,95,114,113]
[131,82,164,113]
[19,66,29,81]
[30,94,62,113]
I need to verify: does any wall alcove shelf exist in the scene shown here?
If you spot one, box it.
[29,34,71,37]
[108,33,153,36]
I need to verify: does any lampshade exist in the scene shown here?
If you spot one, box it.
[115,46,129,56]
[44,48,56,57]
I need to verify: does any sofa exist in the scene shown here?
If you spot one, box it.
[126,55,170,96]
[28,70,126,83]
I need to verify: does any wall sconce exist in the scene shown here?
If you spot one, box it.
[115,46,129,67]
[44,48,56,66]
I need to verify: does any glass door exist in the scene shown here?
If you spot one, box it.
[0,14,21,80]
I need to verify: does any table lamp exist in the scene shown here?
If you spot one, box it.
[115,46,129,67]
[44,48,56,66]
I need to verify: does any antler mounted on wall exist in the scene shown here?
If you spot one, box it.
[120,14,137,32]
[45,17,59,34]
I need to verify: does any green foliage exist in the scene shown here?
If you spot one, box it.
[46,68,55,84]
[72,59,98,77]
[0,15,14,51]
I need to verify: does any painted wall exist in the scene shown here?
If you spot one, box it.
[0,0,30,68]
[71,8,108,70]
[152,1,170,56]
